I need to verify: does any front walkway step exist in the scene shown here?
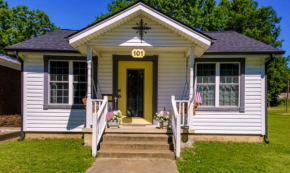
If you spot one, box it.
[100,141,173,150]
[98,149,175,159]
[0,130,20,142]
[103,134,172,142]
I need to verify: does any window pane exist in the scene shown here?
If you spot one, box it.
[197,64,216,106]
[50,61,69,82]
[50,83,69,104]
[197,64,216,84]
[220,63,239,84]
[73,62,87,82]
[198,85,215,106]
[219,85,239,106]
[74,83,87,104]
[73,62,87,104]
[220,63,239,106]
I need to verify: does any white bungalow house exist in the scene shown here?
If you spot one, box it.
[5,2,285,159]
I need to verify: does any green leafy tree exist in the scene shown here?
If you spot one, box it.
[92,0,226,31]
[267,56,290,106]
[219,0,282,48]
[0,0,59,53]
[94,0,289,105]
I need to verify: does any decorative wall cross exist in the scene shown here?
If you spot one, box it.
[132,19,151,43]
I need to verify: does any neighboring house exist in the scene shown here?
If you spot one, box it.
[0,54,21,115]
[4,2,285,158]
[278,93,290,99]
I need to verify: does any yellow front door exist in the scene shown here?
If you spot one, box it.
[118,61,153,124]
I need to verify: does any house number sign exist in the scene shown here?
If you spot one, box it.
[132,49,145,58]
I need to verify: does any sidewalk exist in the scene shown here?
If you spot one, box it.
[0,127,21,143]
[86,158,179,173]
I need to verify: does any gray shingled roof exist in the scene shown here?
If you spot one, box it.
[5,29,78,52]
[204,31,284,54]
[5,29,285,54]
[0,54,21,65]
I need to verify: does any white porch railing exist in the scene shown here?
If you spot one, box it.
[92,96,108,157]
[171,95,181,158]
[175,100,189,127]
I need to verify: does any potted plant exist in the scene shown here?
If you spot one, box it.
[154,108,171,129]
[107,110,122,128]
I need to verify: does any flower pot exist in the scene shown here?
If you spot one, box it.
[107,120,120,128]
[160,120,170,129]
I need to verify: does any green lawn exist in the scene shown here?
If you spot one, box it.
[176,106,290,172]
[0,139,95,173]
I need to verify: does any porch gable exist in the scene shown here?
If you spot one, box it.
[68,2,212,57]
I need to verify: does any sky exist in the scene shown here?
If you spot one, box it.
[6,0,290,57]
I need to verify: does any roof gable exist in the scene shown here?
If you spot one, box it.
[69,1,212,54]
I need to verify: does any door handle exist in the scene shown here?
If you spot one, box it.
[118,95,121,98]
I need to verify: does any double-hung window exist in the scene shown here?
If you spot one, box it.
[46,58,88,109]
[196,59,245,112]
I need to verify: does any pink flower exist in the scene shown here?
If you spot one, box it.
[106,111,114,121]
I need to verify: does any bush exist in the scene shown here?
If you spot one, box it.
[276,98,290,106]
[0,115,21,127]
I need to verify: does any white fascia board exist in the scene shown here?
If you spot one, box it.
[0,58,21,71]
[201,54,272,58]
[69,3,212,47]
[69,5,141,44]
[139,6,211,46]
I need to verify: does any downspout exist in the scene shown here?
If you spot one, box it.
[264,54,275,144]
[15,51,25,141]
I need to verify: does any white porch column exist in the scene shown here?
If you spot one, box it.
[86,46,93,128]
[188,47,195,129]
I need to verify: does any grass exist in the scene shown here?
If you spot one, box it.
[176,106,290,172]
[0,139,95,173]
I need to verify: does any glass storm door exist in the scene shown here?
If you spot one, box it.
[127,70,144,118]
[118,61,153,124]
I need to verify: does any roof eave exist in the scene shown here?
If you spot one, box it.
[205,50,285,55]
[4,48,79,53]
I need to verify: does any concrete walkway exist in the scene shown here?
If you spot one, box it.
[0,127,21,143]
[86,158,179,173]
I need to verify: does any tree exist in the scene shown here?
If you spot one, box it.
[93,0,226,31]
[219,0,282,48]
[0,0,59,53]
[94,0,289,105]
[267,56,290,106]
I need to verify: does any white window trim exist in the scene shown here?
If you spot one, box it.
[48,60,86,105]
[195,62,241,108]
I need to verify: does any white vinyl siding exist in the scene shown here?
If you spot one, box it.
[23,52,265,135]
[192,58,265,135]
[87,17,195,48]
[24,54,85,132]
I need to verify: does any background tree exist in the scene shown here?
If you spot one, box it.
[93,0,289,105]
[0,0,59,53]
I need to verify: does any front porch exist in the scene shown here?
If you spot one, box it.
[83,47,197,129]
[67,2,212,158]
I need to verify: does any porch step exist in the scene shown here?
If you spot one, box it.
[100,141,173,150]
[105,128,173,134]
[98,133,175,159]
[98,149,175,159]
[103,134,172,142]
